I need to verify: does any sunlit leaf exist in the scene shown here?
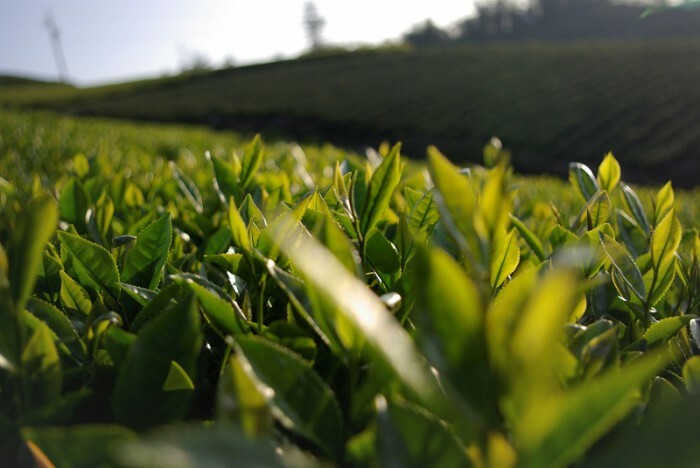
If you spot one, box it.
[58,231,120,301]
[360,142,401,236]
[569,162,599,201]
[121,214,172,290]
[596,152,621,193]
[490,229,520,288]
[517,351,667,468]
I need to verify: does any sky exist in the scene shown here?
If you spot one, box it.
[0,1,475,86]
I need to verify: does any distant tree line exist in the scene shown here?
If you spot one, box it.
[404,0,700,45]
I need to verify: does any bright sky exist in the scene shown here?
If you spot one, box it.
[0,1,475,86]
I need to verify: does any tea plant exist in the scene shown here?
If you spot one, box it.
[1,111,699,467]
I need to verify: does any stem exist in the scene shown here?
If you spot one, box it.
[257,274,267,333]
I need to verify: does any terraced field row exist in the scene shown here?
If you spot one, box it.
[3,41,700,186]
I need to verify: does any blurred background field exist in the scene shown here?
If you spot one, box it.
[2,110,698,230]
[2,0,700,187]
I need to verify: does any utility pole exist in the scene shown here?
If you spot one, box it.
[303,2,325,51]
[44,11,69,83]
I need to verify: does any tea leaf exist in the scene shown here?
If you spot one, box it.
[642,315,694,346]
[240,134,263,190]
[121,214,172,290]
[654,182,674,225]
[114,292,201,429]
[21,322,62,408]
[59,270,92,317]
[360,143,401,235]
[509,214,546,262]
[376,396,472,468]
[621,183,650,234]
[59,178,90,232]
[10,195,58,310]
[23,425,137,468]
[491,229,520,288]
[650,211,681,270]
[233,335,344,459]
[569,163,599,201]
[518,351,667,468]
[597,153,621,192]
[58,231,120,301]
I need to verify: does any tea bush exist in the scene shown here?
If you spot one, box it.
[1,111,699,467]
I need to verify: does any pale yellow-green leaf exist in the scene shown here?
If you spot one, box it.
[517,351,667,468]
[650,211,681,270]
[162,360,195,392]
[597,152,621,192]
[228,197,251,254]
[490,229,520,288]
[654,181,674,225]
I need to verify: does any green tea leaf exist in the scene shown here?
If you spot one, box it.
[114,292,202,429]
[58,231,120,301]
[517,351,667,468]
[654,181,674,225]
[169,161,203,214]
[129,283,179,332]
[480,163,512,238]
[10,194,58,310]
[645,255,676,307]
[491,229,520,288]
[683,356,700,394]
[650,211,681,270]
[59,178,90,233]
[217,354,273,436]
[586,190,611,228]
[582,391,700,468]
[228,196,252,254]
[210,153,240,202]
[569,162,600,201]
[414,247,492,426]
[114,424,283,468]
[509,214,546,262]
[104,326,136,369]
[599,234,645,303]
[621,182,650,234]
[121,214,172,290]
[279,231,445,415]
[26,297,83,359]
[376,396,471,468]
[364,228,401,289]
[23,425,137,468]
[163,360,195,392]
[642,315,694,347]
[596,152,621,193]
[234,335,344,459]
[360,143,401,235]
[21,322,62,408]
[240,134,263,190]
[427,147,480,265]
[59,270,92,317]
[2,195,57,369]
[176,278,248,336]
[407,189,440,238]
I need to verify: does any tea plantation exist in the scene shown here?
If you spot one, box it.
[1,110,700,467]
[4,41,700,187]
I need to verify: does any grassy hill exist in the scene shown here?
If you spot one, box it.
[3,40,700,186]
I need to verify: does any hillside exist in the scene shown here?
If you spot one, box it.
[4,41,700,187]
